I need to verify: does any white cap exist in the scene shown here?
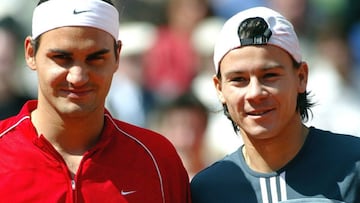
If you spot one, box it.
[213,7,302,73]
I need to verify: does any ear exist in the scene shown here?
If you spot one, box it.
[24,36,36,70]
[213,74,226,104]
[117,40,122,55]
[297,62,308,93]
[113,40,122,72]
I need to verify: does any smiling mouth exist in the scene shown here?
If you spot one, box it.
[247,109,273,116]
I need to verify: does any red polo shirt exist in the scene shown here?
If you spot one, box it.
[0,100,191,203]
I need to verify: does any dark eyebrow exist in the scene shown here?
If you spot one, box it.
[48,49,72,56]
[47,48,111,57]
[87,49,111,58]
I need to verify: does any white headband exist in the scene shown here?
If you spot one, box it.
[32,0,119,40]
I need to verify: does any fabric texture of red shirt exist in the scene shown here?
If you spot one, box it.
[0,100,191,203]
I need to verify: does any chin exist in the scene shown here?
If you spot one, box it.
[59,103,97,117]
[243,125,276,140]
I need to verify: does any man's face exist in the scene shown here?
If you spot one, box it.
[26,26,119,118]
[160,108,207,153]
[214,45,307,139]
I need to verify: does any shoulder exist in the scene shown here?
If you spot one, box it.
[0,115,30,139]
[108,116,175,149]
[305,127,360,164]
[191,149,244,186]
[105,115,184,165]
[0,100,35,138]
[309,127,360,148]
[191,149,255,202]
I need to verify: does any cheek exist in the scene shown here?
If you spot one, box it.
[224,86,245,103]
[99,69,116,88]
[48,68,68,88]
[37,67,62,87]
[223,87,246,113]
[34,55,66,86]
[275,85,298,112]
[95,63,117,80]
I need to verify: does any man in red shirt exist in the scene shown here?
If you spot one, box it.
[0,0,191,202]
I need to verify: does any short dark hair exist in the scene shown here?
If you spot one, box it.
[217,17,314,133]
[157,92,209,127]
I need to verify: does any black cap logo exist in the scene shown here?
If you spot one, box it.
[238,17,272,46]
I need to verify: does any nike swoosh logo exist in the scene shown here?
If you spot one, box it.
[121,190,136,196]
[73,9,92,15]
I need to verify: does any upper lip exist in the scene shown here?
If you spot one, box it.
[61,87,93,95]
[68,88,91,93]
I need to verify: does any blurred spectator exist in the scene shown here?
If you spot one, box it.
[0,16,32,120]
[0,0,35,32]
[348,23,360,89]
[191,16,243,155]
[106,22,157,127]
[148,92,223,180]
[209,0,267,20]
[143,0,210,104]
[346,0,360,90]
[306,25,360,135]
[116,0,166,25]
[191,17,224,110]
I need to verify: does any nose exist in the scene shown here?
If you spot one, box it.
[66,65,89,87]
[245,77,267,101]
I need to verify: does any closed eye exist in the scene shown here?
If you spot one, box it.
[232,76,247,82]
[46,49,73,66]
[264,72,279,79]
[49,53,72,66]
[52,54,71,60]
[87,54,105,61]
[86,49,110,65]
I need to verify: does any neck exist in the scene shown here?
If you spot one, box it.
[31,108,104,155]
[241,120,309,173]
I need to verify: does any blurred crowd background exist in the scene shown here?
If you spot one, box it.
[1,0,360,179]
